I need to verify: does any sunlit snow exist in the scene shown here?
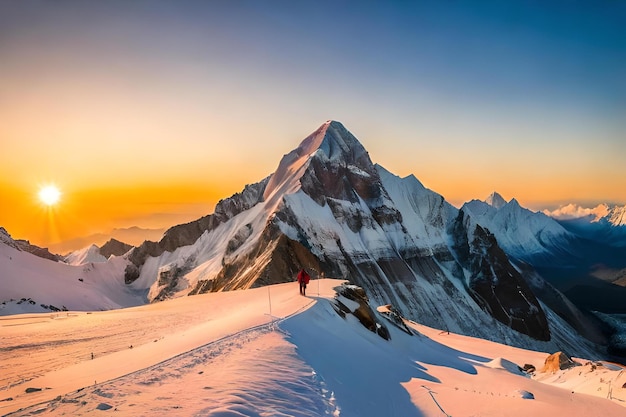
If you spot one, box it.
[1,280,625,417]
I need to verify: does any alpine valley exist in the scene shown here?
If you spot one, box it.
[2,121,626,363]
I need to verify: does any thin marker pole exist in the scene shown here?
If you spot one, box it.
[267,285,272,319]
[318,271,322,296]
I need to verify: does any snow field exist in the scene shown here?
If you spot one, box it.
[1,279,625,417]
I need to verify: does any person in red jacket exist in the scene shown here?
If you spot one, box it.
[297,268,310,296]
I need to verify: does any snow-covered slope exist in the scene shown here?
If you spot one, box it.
[0,229,146,314]
[463,192,575,262]
[2,280,624,417]
[64,244,108,265]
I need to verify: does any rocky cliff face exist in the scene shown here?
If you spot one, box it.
[462,194,576,265]
[124,121,603,357]
[0,227,60,262]
[450,211,550,340]
[125,177,270,281]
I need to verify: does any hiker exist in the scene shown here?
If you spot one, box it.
[297,268,310,296]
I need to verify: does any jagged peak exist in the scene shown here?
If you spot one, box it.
[290,120,369,164]
[317,120,369,163]
[263,121,371,203]
[0,226,12,240]
[0,226,16,248]
[543,202,626,225]
[485,192,508,209]
[607,204,626,226]
[102,237,128,246]
[375,164,425,191]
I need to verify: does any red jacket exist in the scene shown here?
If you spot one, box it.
[297,269,310,284]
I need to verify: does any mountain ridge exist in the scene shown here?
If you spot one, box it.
[117,121,605,358]
[1,121,619,361]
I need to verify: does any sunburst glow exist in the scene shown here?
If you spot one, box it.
[38,185,61,206]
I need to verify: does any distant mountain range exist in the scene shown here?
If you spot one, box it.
[464,194,626,313]
[64,238,133,266]
[546,203,626,248]
[48,226,166,255]
[0,228,145,315]
[1,121,625,361]
[546,203,626,226]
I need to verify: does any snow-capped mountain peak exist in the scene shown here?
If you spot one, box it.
[543,203,626,227]
[262,121,330,203]
[542,203,626,247]
[608,205,626,226]
[64,244,108,265]
[463,193,573,262]
[261,120,373,207]
[485,191,508,209]
[120,121,602,352]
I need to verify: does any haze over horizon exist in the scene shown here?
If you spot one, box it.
[1,1,624,250]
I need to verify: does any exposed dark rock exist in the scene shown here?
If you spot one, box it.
[451,210,551,341]
[226,224,253,254]
[25,387,42,393]
[158,214,221,253]
[522,363,536,374]
[124,263,140,285]
[377,304,414,335]
[190,224,321,295]
[541,351,579,373]
[125,177,270,283]
[152,260,194,302]
[333,284,390,340]
[0,227,61,261]
[14,240,61,261]
[100,238,133,258]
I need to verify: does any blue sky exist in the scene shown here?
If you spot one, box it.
[1,0,625,244]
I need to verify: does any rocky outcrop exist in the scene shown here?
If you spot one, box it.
[0,227,60,262]
[541,351,579,373]
[100,238,133,258]
[333,284,390,340]
[14,241,60,262]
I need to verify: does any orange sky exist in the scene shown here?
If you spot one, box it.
[1,118,622,253]
[1,2,624,252]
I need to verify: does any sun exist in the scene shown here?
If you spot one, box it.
[38,185,61,206]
